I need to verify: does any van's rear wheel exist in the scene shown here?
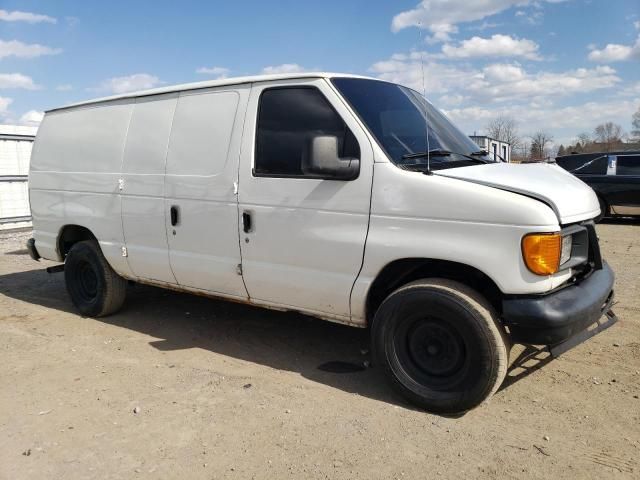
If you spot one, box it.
[64,240,127,317]
[372,279,508,414]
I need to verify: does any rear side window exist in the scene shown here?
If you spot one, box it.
[573,156,608,175]
[617,155,640,176]
[255,87,359,177]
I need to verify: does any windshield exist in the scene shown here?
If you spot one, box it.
[332,77,493,168]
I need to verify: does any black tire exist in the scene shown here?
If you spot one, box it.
[372,279,509,414]
[64,240,127,317]
[595,196,607,223]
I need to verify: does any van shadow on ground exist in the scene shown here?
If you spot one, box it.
[0,262,552,412]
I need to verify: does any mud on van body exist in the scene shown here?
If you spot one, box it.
[27,73,616,413]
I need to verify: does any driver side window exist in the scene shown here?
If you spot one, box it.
[254,87,360,177]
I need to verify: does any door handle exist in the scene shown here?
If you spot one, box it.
[242,211,252,233]
[170,205,179,226]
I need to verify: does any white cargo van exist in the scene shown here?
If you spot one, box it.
[27,73,616,413]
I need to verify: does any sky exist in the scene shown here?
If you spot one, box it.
[0,0,639,147]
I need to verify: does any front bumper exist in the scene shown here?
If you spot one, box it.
[502,262,616,349]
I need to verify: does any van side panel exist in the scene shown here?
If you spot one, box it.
[164,87,249,298]
[121,94,178,283]
[29,100,134,276]
[350,162,564,323]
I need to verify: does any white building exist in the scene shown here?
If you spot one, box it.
[0,124,37,230]
[469,135,511,163]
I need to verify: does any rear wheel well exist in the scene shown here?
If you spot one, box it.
[366,259,503,324]
[57,225,98,259]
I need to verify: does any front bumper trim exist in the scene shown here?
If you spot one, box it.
[548,308,617,357]
[502,262,615,347]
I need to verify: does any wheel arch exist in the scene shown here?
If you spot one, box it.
[57,224,99,260]
[365,258,503,325]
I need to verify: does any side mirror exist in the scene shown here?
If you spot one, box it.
[302,136,360,180]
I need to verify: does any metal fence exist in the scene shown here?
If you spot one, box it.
[0,129,36,228]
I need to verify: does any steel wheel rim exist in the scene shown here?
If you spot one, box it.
[75,260,98,303]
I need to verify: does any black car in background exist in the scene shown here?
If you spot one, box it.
[556,151,640,222]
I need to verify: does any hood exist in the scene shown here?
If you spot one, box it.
[434,162,600,224]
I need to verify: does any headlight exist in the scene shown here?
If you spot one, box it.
[560,234,572,265]
[522,233,561,275]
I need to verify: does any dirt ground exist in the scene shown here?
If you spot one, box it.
[0,222,638,480]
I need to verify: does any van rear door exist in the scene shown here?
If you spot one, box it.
[237,79,373,319]
[164,87,249,299]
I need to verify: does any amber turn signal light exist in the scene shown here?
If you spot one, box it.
[522,233,561,275]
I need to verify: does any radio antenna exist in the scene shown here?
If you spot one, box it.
[418,23,432,174]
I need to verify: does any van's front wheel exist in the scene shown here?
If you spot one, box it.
[372,279,508,414]
[64,240,127,317]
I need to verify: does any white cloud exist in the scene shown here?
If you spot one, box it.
[588,35,640,63]
[391,1,566,41]
[444,97,640,145]
[93,73,163,94]
[19,110,44,126]
[0,96,12,115]
[56,84,73,91]
[0,10,56,24]
[469,21,502,31]
[425,24,458,43]
[195,66,230,78]
[470,64,619,102]
[618,81,640,97]
[0,73,38,90]
[370,52,620,102]
[261,63,308,74]
[439,93,466,106]
[441,34,542,60]
[0,39,62,59]
[370,52,469,95]
[518,9,544,25]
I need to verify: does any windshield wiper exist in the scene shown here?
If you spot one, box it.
[402,149,491,164]
[402,149,451,160]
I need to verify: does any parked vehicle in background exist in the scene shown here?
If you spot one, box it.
[556,151,640,222]
[26,73,617,414]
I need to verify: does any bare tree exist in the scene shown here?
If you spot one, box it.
[631,106,640,142]
[593,122,624,152]
[512,140,529,162]
[576,132,590,144]
[565,132,595,153]
[557,144,566,156]
[485,116,521,150]
[529,131,554,161]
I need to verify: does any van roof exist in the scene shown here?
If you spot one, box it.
[48,72,379,113]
